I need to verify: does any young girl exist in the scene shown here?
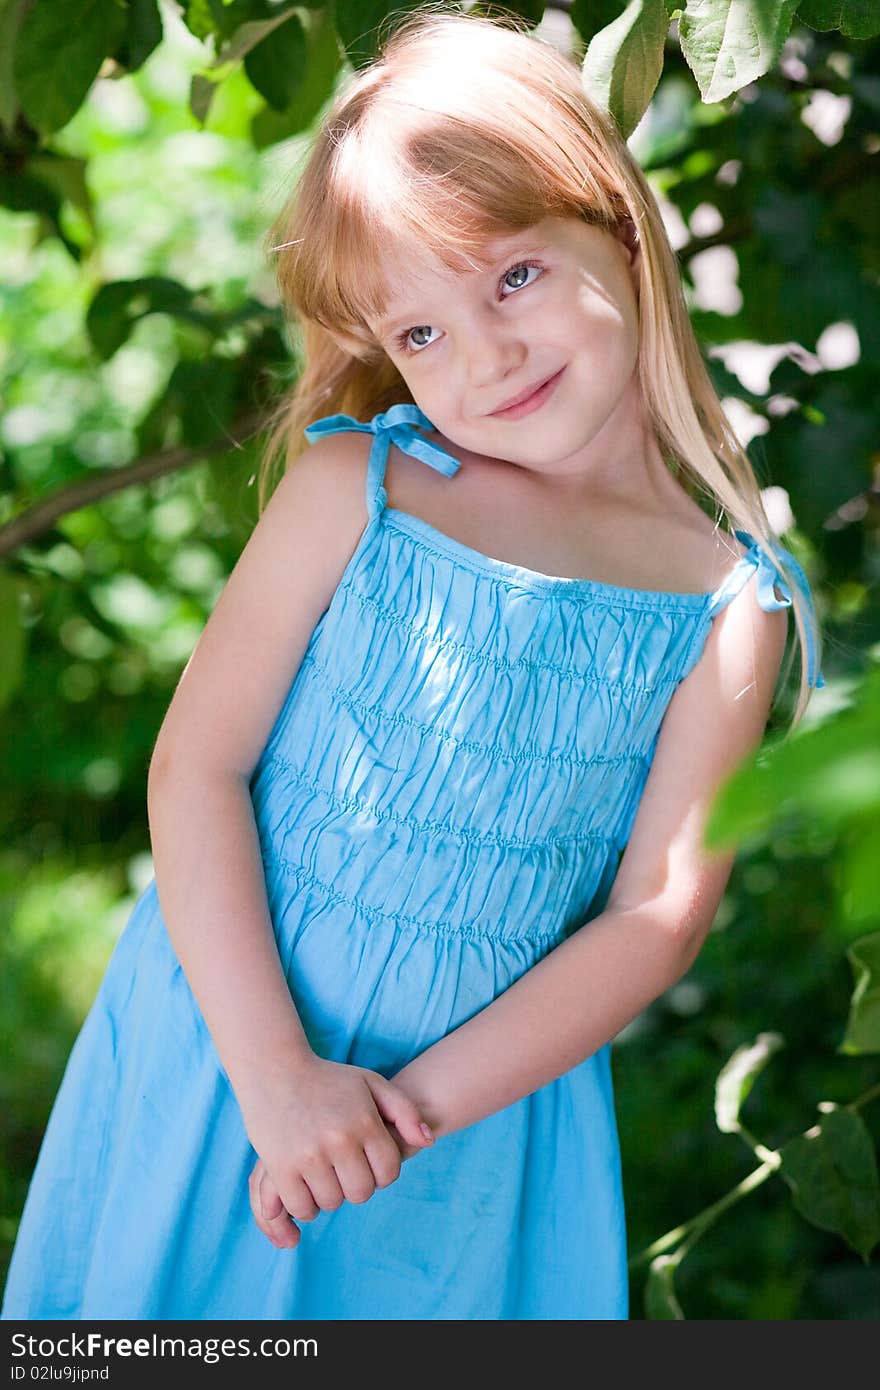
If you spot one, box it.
[2,9,824,1322]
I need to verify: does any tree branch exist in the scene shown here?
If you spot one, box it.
[0,412,268,558]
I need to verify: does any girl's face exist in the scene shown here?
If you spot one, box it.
[366,213,644,488]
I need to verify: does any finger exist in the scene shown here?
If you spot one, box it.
[299,1160,346,1213]
[258,1204,301,1250]
[262,1204,301,1250]
[396,1137,424,1162]
[385,1123,422,1162]
[363,1130,403,1188]
[249,1172,300,1251]
[368,1075,435,1149]
[332,1150,377,1205]
[272,1169,322,1224]
[258,1168,302,1237]
[259,1177,285,1222]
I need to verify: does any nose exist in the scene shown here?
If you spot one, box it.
[462,308,527,388]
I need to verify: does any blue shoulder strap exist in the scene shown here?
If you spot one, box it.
[707,528,826,688]
[303,402,461,523]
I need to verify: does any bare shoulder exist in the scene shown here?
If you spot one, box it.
[149,429,373,782]
[272,428,373,529]
[218,425,374,617]
[659,558,790,775]
[604,572,788,941]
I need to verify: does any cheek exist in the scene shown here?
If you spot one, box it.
[570,281,626,332]
[583,278,639,358]
[399,370,454,427]
[555,327,638,423]
[560,284,638,367]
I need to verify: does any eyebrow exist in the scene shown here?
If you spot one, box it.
[375,243,550,335]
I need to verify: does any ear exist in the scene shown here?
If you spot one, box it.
[616,214,642,297]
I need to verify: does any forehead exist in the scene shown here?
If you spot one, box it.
[373,218,562,322]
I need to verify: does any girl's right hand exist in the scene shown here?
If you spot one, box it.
[246,1054,435,1240]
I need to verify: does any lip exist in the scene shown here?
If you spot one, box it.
[489,367,565,419]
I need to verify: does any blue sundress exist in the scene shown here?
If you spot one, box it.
[1,403,824,1321]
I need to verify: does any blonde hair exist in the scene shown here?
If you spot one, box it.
[260,4,823,729]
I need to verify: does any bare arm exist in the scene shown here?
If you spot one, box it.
[146,433,432,1236]
[146,436,363,1127]
[388,580,790,1142]
[146,765,315,1127]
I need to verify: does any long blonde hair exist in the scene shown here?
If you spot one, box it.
[259,4,823,728]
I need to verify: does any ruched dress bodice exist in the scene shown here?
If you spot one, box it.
[250,403,824,965]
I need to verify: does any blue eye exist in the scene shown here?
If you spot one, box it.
[399,324,439,353]
[394,259,545,356]
[500,262,543,294]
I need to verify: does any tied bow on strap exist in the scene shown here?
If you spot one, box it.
[304,403,461,478]
[735,530,826,689]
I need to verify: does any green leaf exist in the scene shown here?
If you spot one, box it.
[464,0,544,20]
[779,1103,880,1262]
[715,1032,785,1134]
[250,6,342,145]
[678,0,799,104]
[0,0,29,134]
[839,932,880,1056]
[181,0,215,43]
[0,568,26,713]
[172,360,238,445]
[27,153,97,239]
[0,165,61,219]
[796,0,880,38]
[14,0,128,135]
[645,1252,686,1318]
[86,278,217,360]
[570,2,629,44]
[188,6,301,125]
[839,823,880,935]
[335,0,423,71]
[113,0,164,73]
[581,0,670,139]
[206,6,301,76]
[244,13,307,112]
[704,663,880,852]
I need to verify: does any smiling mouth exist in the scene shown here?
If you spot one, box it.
[489,367,565,418]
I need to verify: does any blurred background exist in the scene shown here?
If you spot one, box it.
[1,1,879,1318]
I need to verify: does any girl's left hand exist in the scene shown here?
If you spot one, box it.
[384,1125,423,1161]
[247,1126,423,1248]
[248,1156,302,1250]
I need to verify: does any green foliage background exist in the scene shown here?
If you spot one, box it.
[1,0,879,1318]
